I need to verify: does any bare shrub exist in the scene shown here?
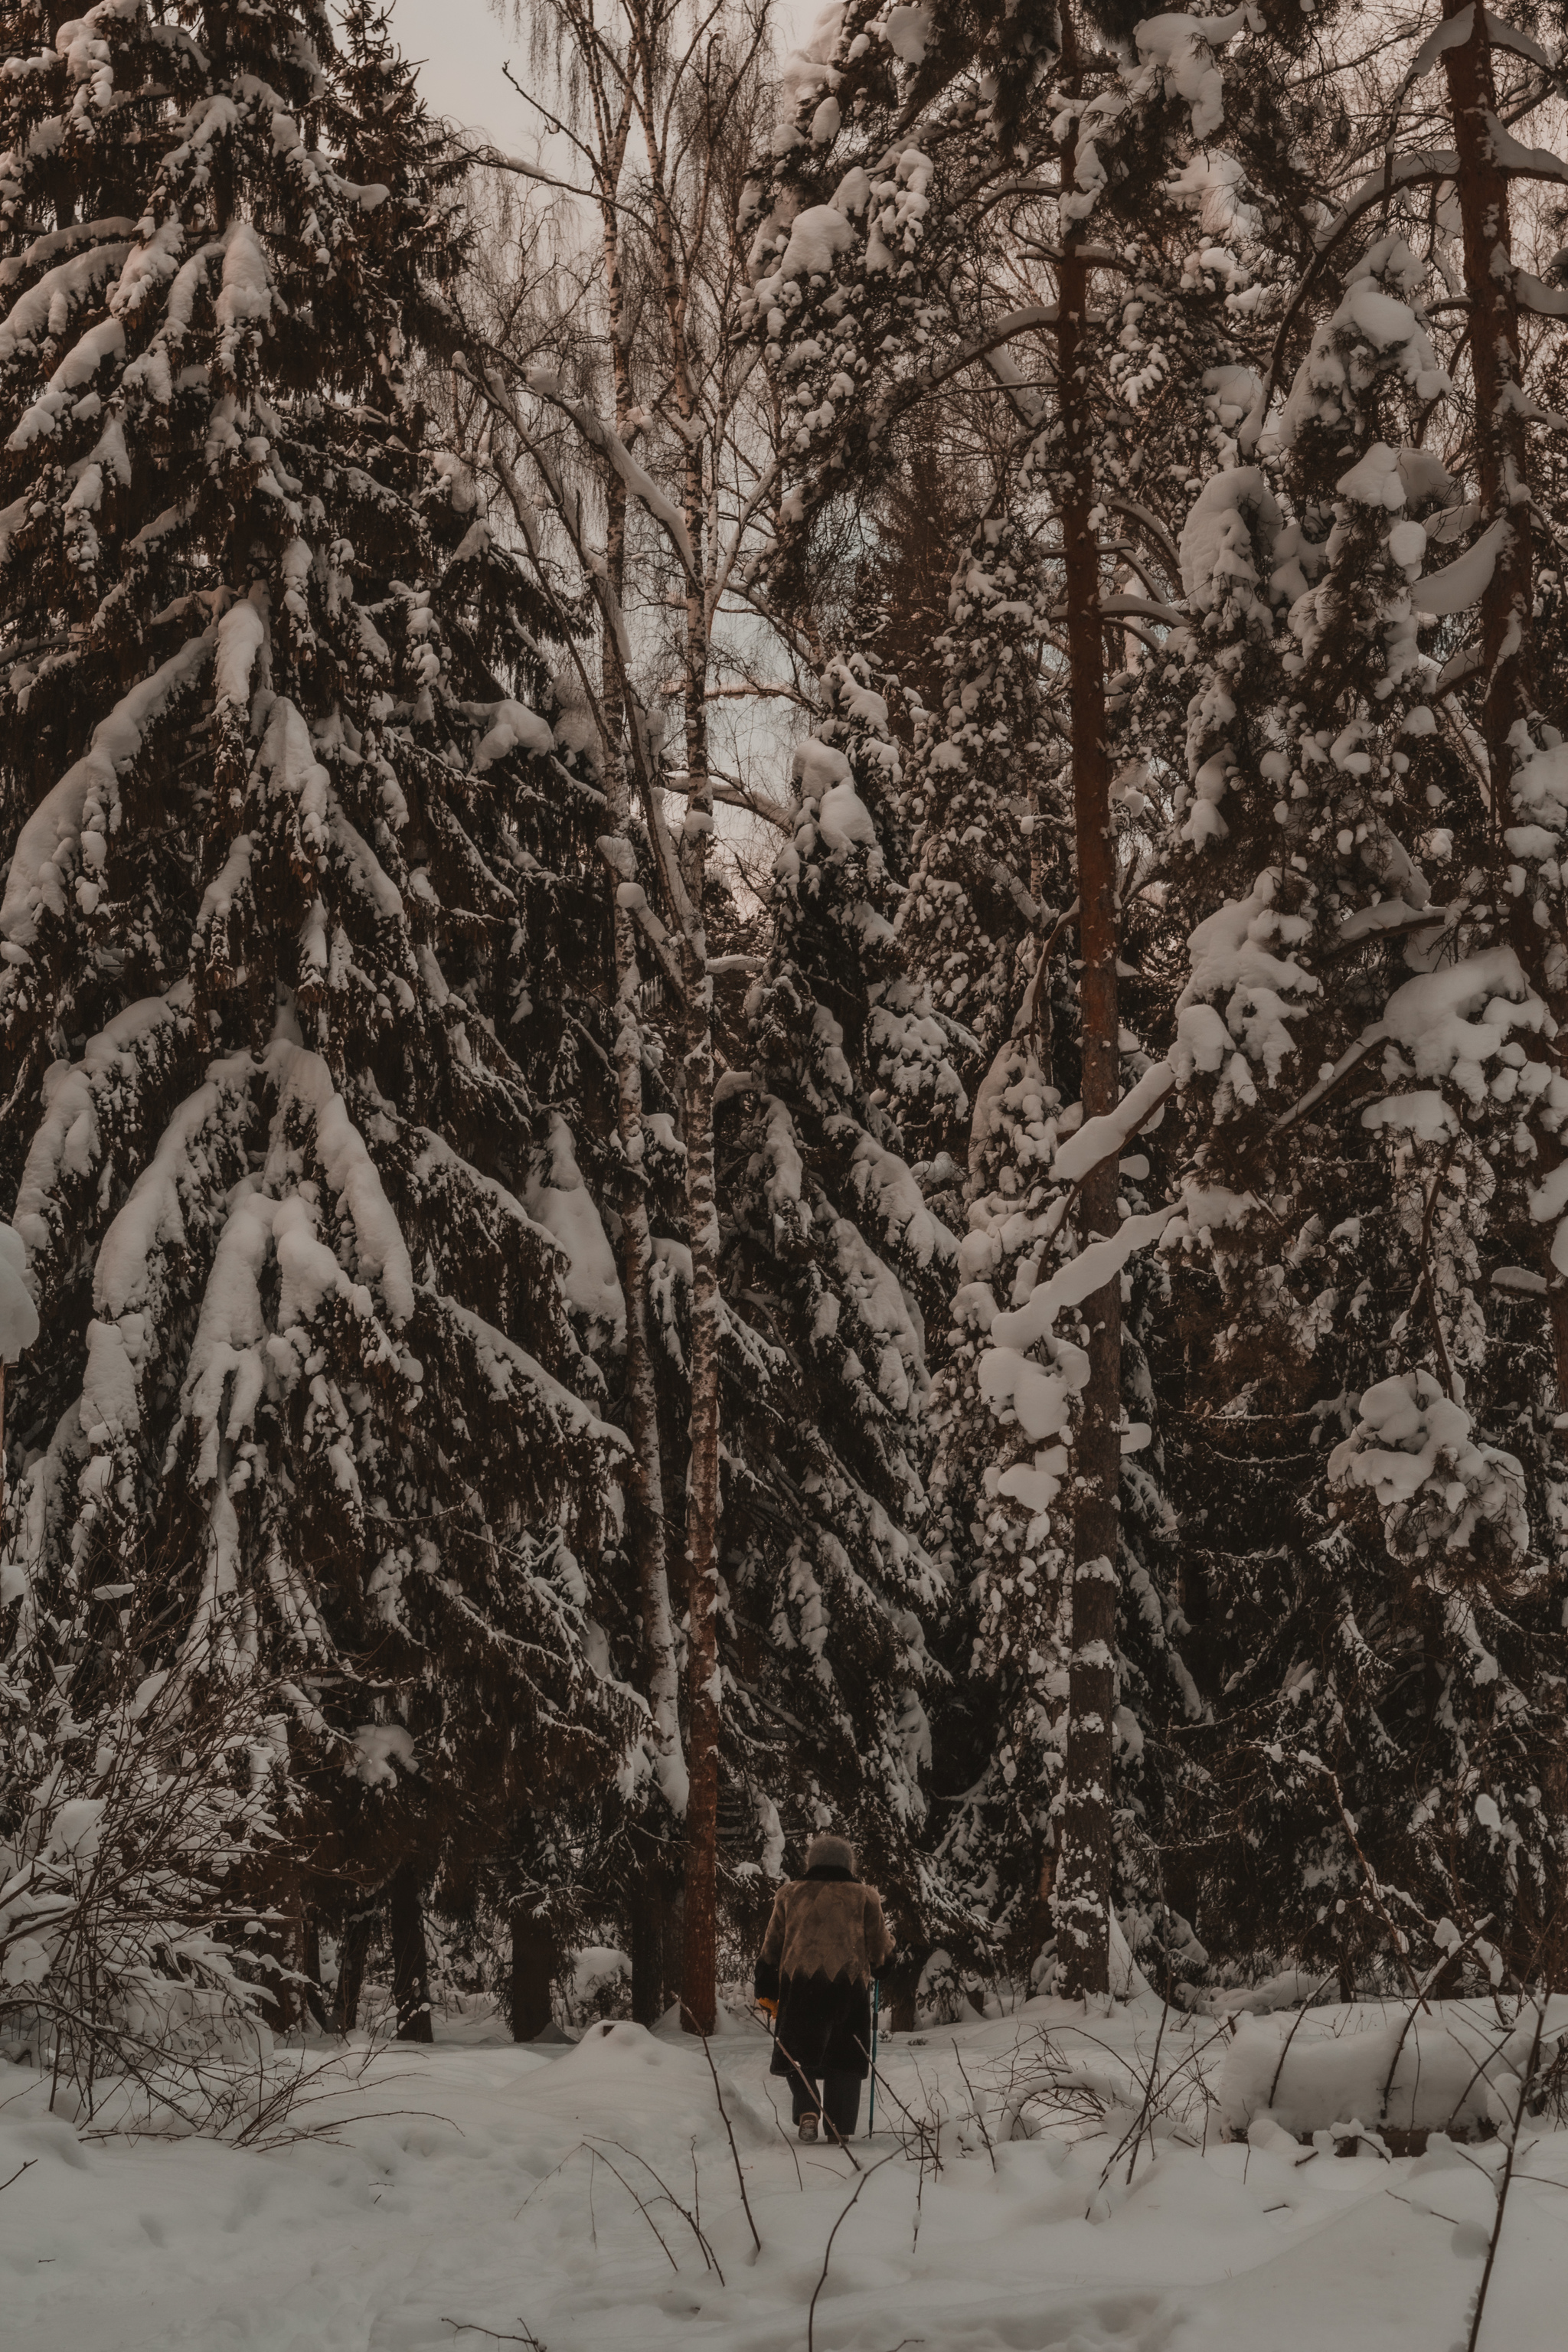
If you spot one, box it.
[0,1661,299,2132]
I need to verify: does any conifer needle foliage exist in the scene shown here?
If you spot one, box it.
[5,0,1568,2053]
[0,0,631,2017]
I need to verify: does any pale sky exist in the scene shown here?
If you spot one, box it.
[389,0,820,140]
[389,0,515,134]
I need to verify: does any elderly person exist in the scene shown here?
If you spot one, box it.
[754,1831,895,2141]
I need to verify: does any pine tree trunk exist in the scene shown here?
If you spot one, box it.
[388,1867,433,2043]
[1437,3,1533,813]
[509,1907,556,2041]
[627,1853,665,2027]
[1436,5,1568,1407]
[629,1847,682,2024]
[332,1903,376,2034]
[668,1877,686,2017]
[1053,177,1119,2007]
[1026,1850,1055,1979]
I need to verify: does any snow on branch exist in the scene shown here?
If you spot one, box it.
[1325,152,1462,250]
[1411,5,1556,80]
[1132,8,1262,144]
[78,1057,254,1451]
[13,987,195,1259]
[0,237,132,365]
[0,632,215,950]
[1379,946,1543,1100]
[214,593,266,712]
[1329,1370,1528,1570]
[1410,515,1509,616]
[1516,270,1568,319]
[0,1224,38,1364]
[443,1298,630,1454]
[849,1132,958,1272]
[1485,114,1568,186]
[990,1206,1181,1361]
[266,1042,416,1326]
[1051,1062,1175,1186]
[521,366,696,576]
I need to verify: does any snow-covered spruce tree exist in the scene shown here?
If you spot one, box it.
[871,41,1282,1987]
[909,494,1198,1994]
[1158,182,1568,1985]
[897,508,1080,1979]
[745,0,1217,1998]
[851,433,985,748]
[708,655,972,1996]
[0,0,632,2036]
[897,512,1066,1114]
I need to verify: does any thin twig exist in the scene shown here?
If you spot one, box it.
[758,2074,804,2190]
[697,2027,762,2253]
[588,2135,725,2283]
[1441,2001,1536,2138]
[583,2144,679,2274]
[1464,1996,1547,2352]
[440,2322,545,2349]
[514,2138,586,2221]
[1266,1974,1343,2112]
[807,2153,899,2352]
[853,2033,942,2171]
[1304,1760,1432,2009]
[1112,1994,1174,2189]
[1379,1926,1491,2129]
[952,2041,996,2171]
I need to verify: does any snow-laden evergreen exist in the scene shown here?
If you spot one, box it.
[714,655,969,1958]
[5,0,1568,2060]
[1151,31,1568,1979]
[0,0,631,2037]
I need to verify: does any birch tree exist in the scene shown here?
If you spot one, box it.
[465,0,792,2030]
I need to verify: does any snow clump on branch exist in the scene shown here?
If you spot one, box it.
[1329,1369,1529,1569]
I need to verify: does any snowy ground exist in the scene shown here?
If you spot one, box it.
[5,1995,1567,2352]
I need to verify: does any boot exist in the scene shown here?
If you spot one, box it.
[798,2113,818,2141]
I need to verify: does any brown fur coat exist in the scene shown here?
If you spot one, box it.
[755,1868,895,2081]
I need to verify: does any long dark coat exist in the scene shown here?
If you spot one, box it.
[754,1864,895,2081]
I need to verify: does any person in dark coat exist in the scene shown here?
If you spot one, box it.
[754,1831,895,2141]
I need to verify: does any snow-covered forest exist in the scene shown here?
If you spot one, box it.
[4,1,1568,2344]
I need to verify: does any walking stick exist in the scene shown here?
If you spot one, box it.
[867,1978,880,2138]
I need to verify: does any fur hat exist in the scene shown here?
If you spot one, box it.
[805,1832,856,1874]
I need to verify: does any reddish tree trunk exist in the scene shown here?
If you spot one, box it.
[1437,1,1533,815]
[1437,5,1568,1419]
